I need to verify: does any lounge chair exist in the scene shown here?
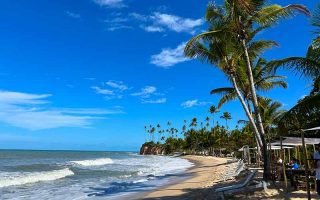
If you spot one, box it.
[214,170,264,200]
[223,160,245,181]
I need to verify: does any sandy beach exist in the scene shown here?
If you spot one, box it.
[137,155,230,200]
[135,155,319,200]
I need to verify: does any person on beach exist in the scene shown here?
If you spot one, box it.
[277,157,283,164]
[291,159,299,170]
[313,143,320,195]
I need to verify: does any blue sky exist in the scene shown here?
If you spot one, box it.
[0,0,318,151]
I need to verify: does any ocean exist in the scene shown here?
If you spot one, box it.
[0,150,193,200]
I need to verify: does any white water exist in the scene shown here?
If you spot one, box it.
[70,158,114,166]
[0,151,194,200]
[0,168,74,188]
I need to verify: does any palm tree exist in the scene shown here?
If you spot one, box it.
[157,124,161,143]
[189,118,197,128]
[211,58,287,110]
[220,112,232,129]
[185,1,309,180]
[209,105,219,127]
[205,116,210,129]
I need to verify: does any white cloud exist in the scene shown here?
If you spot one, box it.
[131,86,157,98]
[181,99,211,108]
[143,98,167,104]
[151,42,190,68]
[91,86,114,95]
[0,90,121,130]
[105,80,128,91]
[92,0,126,8]
[0,91,51,105]
[142,25,164,32]
[151,12,204,34]
[92,80,129,99]
[129,12,148,21]
[66,11,80,18]
[131,86,167,104]
[107,25,132,31]
[131,12,204,34]
[104,17,128,23]
[104,17,132,31]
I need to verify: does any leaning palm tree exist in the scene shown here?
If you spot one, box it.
[220,112,232,129]
[185,0,309,180]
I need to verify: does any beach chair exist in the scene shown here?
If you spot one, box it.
[223,160,245,181]
[214,170,263,200]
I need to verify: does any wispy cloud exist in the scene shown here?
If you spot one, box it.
[91,86,114,95]
[151,42,190,68]
[141,25,165,32]
[106,80,128,91]
[181,99,211,108]
[0,90,122,130]
[131,12,204,34]
[66,11,81,19]
[92,0,126,8]
[143,98,167,104]
[150,13,204,34]
[131,86,166,104]
[92,80,129,99]
[104,16,132,31]
[131,86,156,98]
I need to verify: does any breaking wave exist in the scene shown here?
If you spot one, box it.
[0,168,74,188]
[70,158,114,166]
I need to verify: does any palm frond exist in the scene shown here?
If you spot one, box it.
[279,93,320,132]
[267,57,320,78]
[247,40,278,60]
[251,4,310,27]
[210,87,235,95]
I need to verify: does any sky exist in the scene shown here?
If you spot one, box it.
[0,0,318,151]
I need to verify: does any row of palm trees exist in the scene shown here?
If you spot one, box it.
[144,110,232,144]
[184,0,318,181]
[143,109,258,155]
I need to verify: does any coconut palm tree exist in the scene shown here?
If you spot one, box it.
[220,112,232,129]
[189,118,196,128]
[209,105,219,127]
[157,124,161,143]
[185,0,309,180]
[211,58,287,110]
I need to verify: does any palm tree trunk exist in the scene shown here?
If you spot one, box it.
[230,74,263,148]
[241,39,269,181]
[246,99,262,159]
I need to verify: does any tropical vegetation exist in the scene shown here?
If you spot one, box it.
[142,1,319,182]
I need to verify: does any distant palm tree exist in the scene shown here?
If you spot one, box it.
[190,118,197,128]
[157,124,161,143]
[205,116,210,129]
[144,125,147,142]
[209,105,218,127]
[220,112,232,129]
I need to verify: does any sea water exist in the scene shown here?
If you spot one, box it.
[0,150,193,200]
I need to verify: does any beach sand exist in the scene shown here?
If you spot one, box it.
[134,155,319,200]
[137,155,230,200]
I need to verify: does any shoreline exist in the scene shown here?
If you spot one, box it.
[131,155,230,200]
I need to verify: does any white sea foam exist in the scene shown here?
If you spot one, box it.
[0,168,74,188]
[133,179,148,184]
[70,158,114,166]
[117,156,194,177]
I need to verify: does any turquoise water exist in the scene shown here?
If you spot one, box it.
[0,150,193,200]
